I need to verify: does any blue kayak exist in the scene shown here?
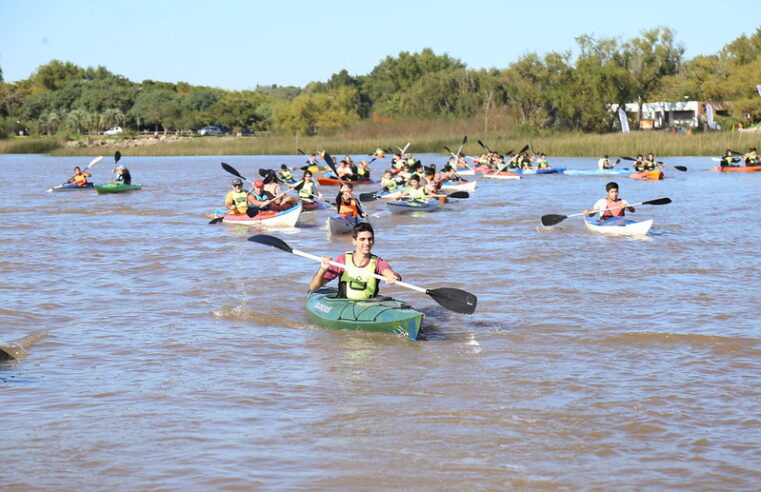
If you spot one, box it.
[564,168,634,176]
[510,167,565,175]
[386,199,439,213]
[47,182,95,192]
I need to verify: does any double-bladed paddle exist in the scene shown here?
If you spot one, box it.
[359,190,469,202]
[540,197,672,227]
[620,156,687,172]
[248,234,478,314]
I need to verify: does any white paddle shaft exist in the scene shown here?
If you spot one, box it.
[292,248,427,294]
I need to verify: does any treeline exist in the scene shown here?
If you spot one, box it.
[0,26,760,139]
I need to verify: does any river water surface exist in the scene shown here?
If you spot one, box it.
[1,153,759,490]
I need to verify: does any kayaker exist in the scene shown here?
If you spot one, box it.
[583,182,635,221]
[335,183,367,220]
[598,155,614,169]
[247,179,298,212]
[279,164,294,183]
[225,178,249,215]
[396,174,429,202]
[536,153,550,169]
[309,222,401,299]
[632,155,645,172]
[743,147,759,166]
[643,153,660,171]
[380,169,398,192]
[357,160,371,181]
[719,149,737,167]
[291,170,323,203]
[113,165,132,185]
[65,166,92,187]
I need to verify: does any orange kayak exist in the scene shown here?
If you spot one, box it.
[629,170,664,180]
[710,165,761,172]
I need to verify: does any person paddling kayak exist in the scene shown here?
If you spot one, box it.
[396,174,430,202]
[291,170,324,203]
[335,183,367,220]
[225,178,249,215]
[583,182,635,221]
[309,222,401,299]
[65,166,92,187]
[113,165,132,185]
[248,179,298,212]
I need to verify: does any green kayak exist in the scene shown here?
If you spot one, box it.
[94,183,142,194]
[305,288,423,340]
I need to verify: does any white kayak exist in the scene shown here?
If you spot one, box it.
[441,180,477,192]
[482,173,521,180]
[220,203,302,227]
[327,215,365,235]
[583,216,653,236]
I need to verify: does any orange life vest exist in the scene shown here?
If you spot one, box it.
[74,173,88,186]
[339,198,360,218]
[601,198,626,219]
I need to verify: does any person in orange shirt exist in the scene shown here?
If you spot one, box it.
[335,183,367,221]
[65,166,92,187]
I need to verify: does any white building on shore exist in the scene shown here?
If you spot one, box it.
[609,101,730,130]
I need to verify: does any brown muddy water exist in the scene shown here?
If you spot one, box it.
[1,153,759,490]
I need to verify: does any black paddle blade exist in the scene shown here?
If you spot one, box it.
[518,144,529,154]
[247,234,292,253]
[359,192,378,202]
[323,153,339,175]
[245,206,261,218]
[643,197,671,206]
[114,151,121,163]
[426,287,477,314]
[674,165,688,172]
[620,156,635,161]
[729,149,743,155]
[540,214,568,227]
[209,216,225,224]
[221,162,245,180]
[477,140,490,152]
[443,146,453,154]
[258,168,270,177]
[446,191,469,199]
[300,165,311,171]
[297,148,306,155]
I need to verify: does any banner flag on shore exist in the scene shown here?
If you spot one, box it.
[617,108,630,133]
[757,85,761,98]
[706,103,716,129]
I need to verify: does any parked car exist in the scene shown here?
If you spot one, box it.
[104,126,123,135]
[237,128,254,136]
[198,125,223,136]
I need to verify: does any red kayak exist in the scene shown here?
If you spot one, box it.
[317,177,373,186]
[710,165,761,173]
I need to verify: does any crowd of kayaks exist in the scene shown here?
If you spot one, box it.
[47,148,754,341]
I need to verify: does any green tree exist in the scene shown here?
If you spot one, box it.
[31,60,85,91]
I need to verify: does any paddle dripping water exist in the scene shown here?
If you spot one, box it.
[1,154,759,490]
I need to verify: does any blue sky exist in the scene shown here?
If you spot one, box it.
[1,1,758,91]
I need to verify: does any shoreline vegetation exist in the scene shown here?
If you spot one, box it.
[0,129,757,158]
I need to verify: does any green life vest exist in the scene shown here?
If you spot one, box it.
[406,187,427,201]
[339,253,379,299]
[298,181,315,199]
[536,159,549,169]
[228,190,249,212]
[281,169,293,180]
[384,178,397,191]
[643,160,656,170]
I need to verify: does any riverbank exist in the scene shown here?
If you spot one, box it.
[0,130,757,157]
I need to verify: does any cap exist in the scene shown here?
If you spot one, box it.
[232,178,243,186]
[253,179,264,187]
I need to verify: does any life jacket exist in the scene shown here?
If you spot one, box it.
[338,198,360,218]
[280,169,293,181]
[298,181,315,199]
[643,159,657,171]
[536,159,549,169]
[338,253,379,299]
[74,173,88,186]
[406,187,427,201]
[601,197,626,219]
[357,167,368,177]
[227,190,249,213]
[383,178,397,191]
[249,191,271,210]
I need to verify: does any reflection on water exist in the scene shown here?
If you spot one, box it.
[1,154,760,490]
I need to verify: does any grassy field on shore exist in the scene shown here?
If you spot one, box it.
[1,129,758,158]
